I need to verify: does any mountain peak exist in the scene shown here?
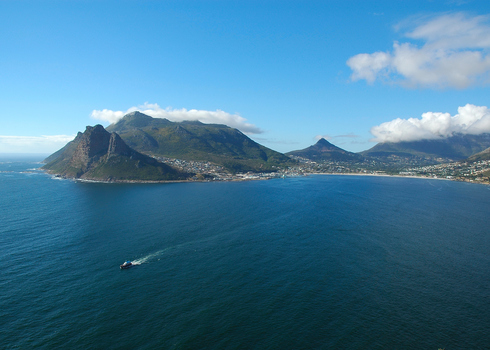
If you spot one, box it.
[125,111,149,117]
[311,138,345,153]
[72,125,111,166]
[315,138,334,147]
[287,138,363,161]
[107,112,171,132]
[42,124,190,181]
[86,124,106,132]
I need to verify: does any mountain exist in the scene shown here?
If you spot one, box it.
[42,125,190,181]
[361,133,490,161]
[106,111,294,173]
[286,138,363,162]
[467,146,490,162]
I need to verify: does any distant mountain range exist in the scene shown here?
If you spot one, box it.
[42,125,190,181]
[106,111,294,172]
[286,138,363,162]
[360,133,490,161]
[284,132,490,167]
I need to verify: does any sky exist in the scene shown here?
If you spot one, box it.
[2,0,490,154]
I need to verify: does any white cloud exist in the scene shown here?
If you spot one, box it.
[91,103,263,135]
[90,109,126,124]
[371,104,490,143]
[347,13,490,88]
[0,135,76,153]
[347,52,392,83]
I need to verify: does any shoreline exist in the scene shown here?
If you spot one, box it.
[43,170,490,186]
[307,172,490,185]
[308,172,449,180]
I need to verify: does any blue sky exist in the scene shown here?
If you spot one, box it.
[2,0,490,154]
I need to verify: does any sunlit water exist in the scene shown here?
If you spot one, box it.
[1,156,489,349]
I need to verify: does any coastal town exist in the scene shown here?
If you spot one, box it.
[156,155,490,185]
[405,159,490,184]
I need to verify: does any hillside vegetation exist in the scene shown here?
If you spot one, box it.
[106,112,294,173]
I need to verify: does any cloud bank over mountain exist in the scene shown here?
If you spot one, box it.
[91,103,263,135]
[371,104,490,143]
[347,13,490,89]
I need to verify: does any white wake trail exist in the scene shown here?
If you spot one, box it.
[131,248,172,265]
[129,232,228,266]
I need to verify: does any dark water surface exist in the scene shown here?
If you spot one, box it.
[1,156,489,349]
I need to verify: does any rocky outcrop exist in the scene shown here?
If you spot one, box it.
[107,132,132,158]
[42,125,191,182]
[70,125,111,172]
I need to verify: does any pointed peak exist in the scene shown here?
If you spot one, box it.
[286,136,363,161]
[316,138,333,146]
[312,138,342,152]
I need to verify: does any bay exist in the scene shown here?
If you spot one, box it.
[1,156,489,349]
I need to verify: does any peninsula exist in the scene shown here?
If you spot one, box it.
[42,124,192,182]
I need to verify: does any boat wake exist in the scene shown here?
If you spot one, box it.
[131,249,172,265]
[130,232,229,266]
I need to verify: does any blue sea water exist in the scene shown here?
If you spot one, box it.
[1,155,489,349]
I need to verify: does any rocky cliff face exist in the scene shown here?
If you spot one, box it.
[71,125,111,171]
[42,125,190,182]
[107,132,132,158]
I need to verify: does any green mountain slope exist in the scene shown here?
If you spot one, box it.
[286,138,363,161]
[106,111,294,172]
[467,146,490,162]
[42,125,190,181]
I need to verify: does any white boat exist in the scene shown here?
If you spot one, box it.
[120,261,133,269]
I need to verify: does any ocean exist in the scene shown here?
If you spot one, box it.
[1,155,489,349]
